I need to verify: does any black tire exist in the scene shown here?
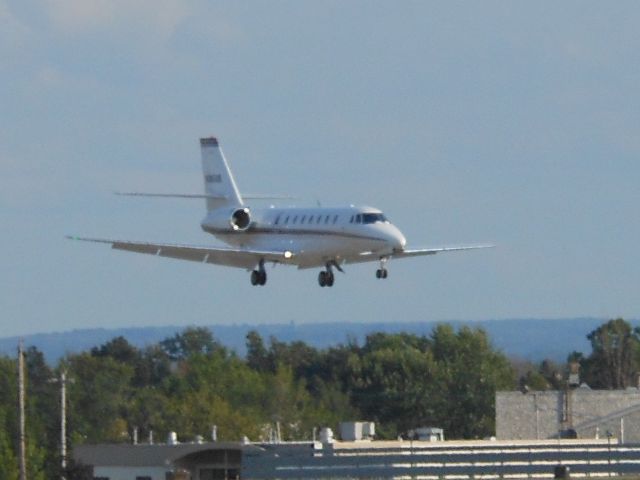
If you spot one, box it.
[382,269,388,279]
[327,272,334,287]
[251,270,260,286]
[259,271,267,286]
[318,271,326,287]
[376,269,382,279]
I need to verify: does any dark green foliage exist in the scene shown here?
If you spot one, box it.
[580,318,640,389]
[160,327,222,360]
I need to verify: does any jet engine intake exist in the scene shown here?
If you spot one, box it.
[230,207,251,231]
[201,207,253,233]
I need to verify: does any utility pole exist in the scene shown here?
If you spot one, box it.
[50,371,73,480]
[18,340,27,480]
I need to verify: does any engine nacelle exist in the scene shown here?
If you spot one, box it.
[202,207,252,233]
[230,207,251,231]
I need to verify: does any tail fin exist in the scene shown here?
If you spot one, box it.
[200,137,244,211]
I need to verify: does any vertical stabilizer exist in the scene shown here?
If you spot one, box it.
[200,137,244,211]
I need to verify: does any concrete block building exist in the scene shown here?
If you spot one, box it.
[496,387,640,442]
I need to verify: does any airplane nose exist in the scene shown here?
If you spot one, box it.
[388,226,406,251]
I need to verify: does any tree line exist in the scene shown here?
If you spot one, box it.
[0,318,637,479]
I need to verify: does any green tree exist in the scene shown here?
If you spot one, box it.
[246,330,271,372]
[582,318,639,389]
[91,336,139,364]
[66,353,134,443]
[349,334,437,437]
[160,327,222,360]
[0,407,19,480]
[429,325,515,438]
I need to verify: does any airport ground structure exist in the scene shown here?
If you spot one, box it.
[496,388,640,442]
[75,437,640,480]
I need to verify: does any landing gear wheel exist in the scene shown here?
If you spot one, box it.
[318,270,335,287]
[319,261,339,287]
[376,268,388,279]
[251,266,267,286]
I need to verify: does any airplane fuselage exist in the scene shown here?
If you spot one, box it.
[201,205,407,269]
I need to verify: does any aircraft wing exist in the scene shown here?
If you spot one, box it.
[66,236,293,270]
[392,244,495,259]
[344,244,494,265]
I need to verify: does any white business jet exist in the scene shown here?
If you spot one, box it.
[69,137,492,287]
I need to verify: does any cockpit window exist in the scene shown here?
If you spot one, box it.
[361,213,388,224]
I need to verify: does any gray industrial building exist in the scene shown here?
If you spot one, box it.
[75,437,640,480]
[496,387,640,442]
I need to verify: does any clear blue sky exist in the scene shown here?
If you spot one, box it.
[1,1,639,337]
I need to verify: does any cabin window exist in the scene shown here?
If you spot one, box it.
[274,214,281,225]
[325,215,330,224]
[293,215,298,224]
[355,214,362,223]
[333,215,338,224]
[317,215,322,224]
[309,215,314,223]
[284,216,290,224]
[301,215,306,223]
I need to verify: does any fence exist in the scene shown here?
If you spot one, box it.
[242,440,640,479]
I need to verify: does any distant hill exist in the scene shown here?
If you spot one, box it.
[0,318,634,364]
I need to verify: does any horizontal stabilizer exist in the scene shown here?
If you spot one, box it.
[115,192,226,199]
[115,192,294,200]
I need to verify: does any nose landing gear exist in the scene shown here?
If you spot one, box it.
[250,259,267,286]
[375,257,389,279]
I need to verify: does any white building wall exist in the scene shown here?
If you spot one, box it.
[93,465,168,480]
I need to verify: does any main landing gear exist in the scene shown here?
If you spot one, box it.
[250,259,267,286]
[375,258,389,279]
[318,270,334,287]
[318,261,342,287]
